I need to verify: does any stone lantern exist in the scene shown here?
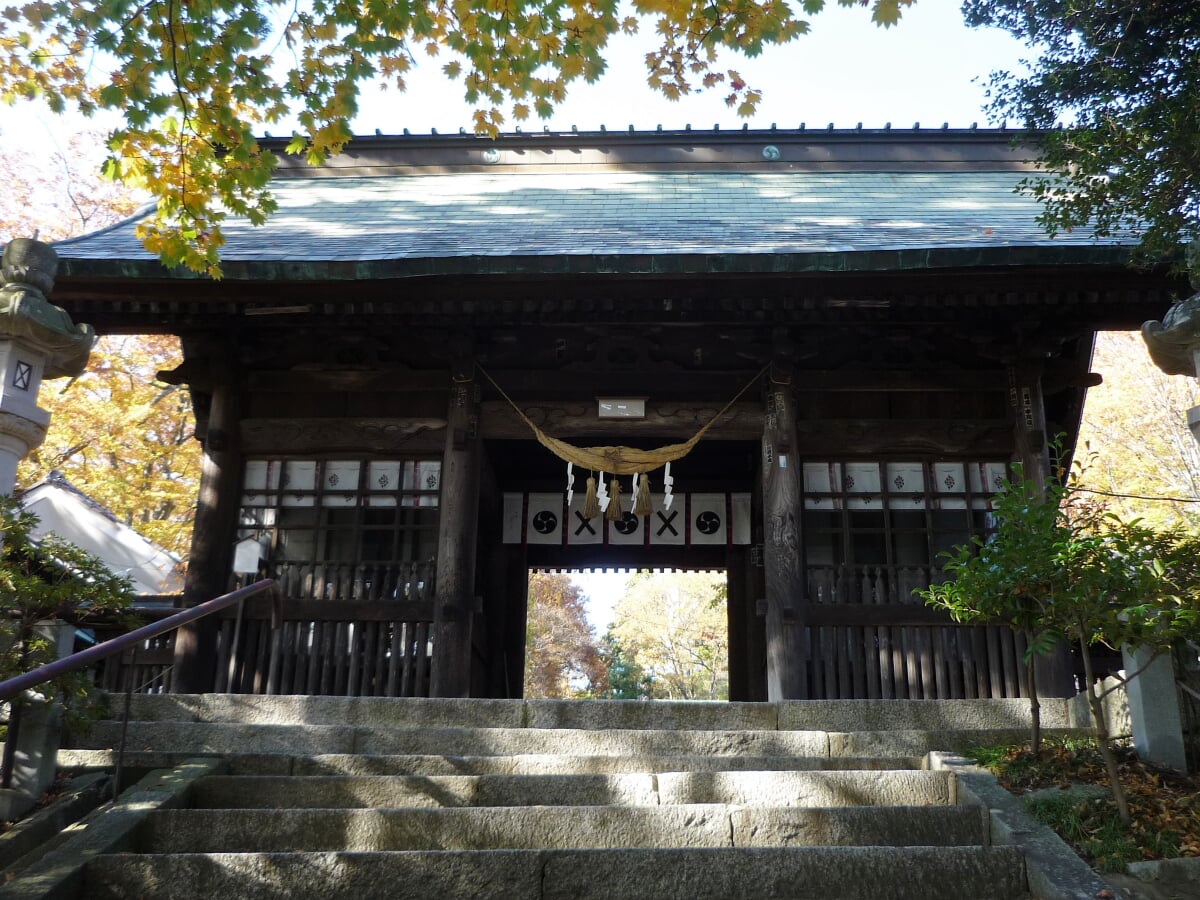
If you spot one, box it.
[1143,240,1200,440]
[1143,299,1200,439]
[1132,263,1200,772]
[0,238,94,818]
[0,238,94,493]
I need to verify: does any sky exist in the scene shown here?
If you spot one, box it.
[2,1,1034,631]
[344,2,1029,134]
[5,2,1029,152]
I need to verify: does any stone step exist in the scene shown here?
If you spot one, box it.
[190,770,954,809]
[73,722,831,757]
[71,720,1045,758]
[82,846,1028,900]
[110,693,1081,731]
[138,804,990,853]
[59,749,925,776]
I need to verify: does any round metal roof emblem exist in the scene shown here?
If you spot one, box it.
[482,148,501,164]
[762,145,781,161]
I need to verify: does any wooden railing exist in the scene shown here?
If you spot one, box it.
[94,568,437,698]
[269,559,436,603]
[800,564,1029,701]
[806,564,935,606]
[213,595,434,697]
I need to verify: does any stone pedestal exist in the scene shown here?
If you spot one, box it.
[0,622,74,819]
[1122,645,1187,771]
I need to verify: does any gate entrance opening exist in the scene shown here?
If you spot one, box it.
[523,568,730,701]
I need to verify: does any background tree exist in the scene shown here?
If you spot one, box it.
[609,571,728,700]
[0,130,141,244]
[0,0,911,274]
[965,0,1200,265]
[524,572,607,698]
[1076,331,1200,530]
[2,129,200,564]
[18,336,200,561]
[598,630,655,700]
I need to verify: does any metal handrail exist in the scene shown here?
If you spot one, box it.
[0,579,278,704]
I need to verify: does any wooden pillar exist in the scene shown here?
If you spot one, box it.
[762,332,806,700]
[1010,361,1074,698]
[174,369,242,693]
[431,344,481,697]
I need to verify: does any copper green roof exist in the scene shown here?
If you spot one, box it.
[51,130,1137,281]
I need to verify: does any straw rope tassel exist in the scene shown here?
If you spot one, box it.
[606,478,624,521]
[633,471,653,516]
[582,475,600,520]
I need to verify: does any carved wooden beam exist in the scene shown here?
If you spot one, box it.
[240,417,447,454]
[247,369,448,393]
[479,400,763,441]
[793,419,1013,456]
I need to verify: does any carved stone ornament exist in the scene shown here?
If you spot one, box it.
[0,409,49,453]
[1142,289,1200,378]
[241,417,447,453]
[0,238,95,378]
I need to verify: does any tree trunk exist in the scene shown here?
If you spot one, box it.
[1079,632,1131,825]
[1026,643,1041,756]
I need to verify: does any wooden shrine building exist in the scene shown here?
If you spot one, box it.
[47,127,1184,702]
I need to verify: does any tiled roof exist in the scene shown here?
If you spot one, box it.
[58,170,1117,261]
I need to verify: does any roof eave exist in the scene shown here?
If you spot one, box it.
[55,244,1142,283]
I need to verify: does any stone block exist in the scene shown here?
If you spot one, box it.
[778,698,1076,732]
[539,846,1027,900]
[525,699,777,731]
[656,770,952,807]
[193,774,480,809]
[84,850,546,900]
[142,805,734,853]
[1122,646,1186,771]
[730,805,987,847]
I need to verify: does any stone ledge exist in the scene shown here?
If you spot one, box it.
[0,773,109,875]
[0,757,226,900]
[929,751,1110,900]
[1125,857,1200,890]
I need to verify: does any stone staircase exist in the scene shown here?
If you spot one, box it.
[14,695,1089,899]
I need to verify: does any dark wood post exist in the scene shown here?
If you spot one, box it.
[431,342,482,697]
[174,362,242,693]
[762,332,806,700]
[1010,361,1074,698]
